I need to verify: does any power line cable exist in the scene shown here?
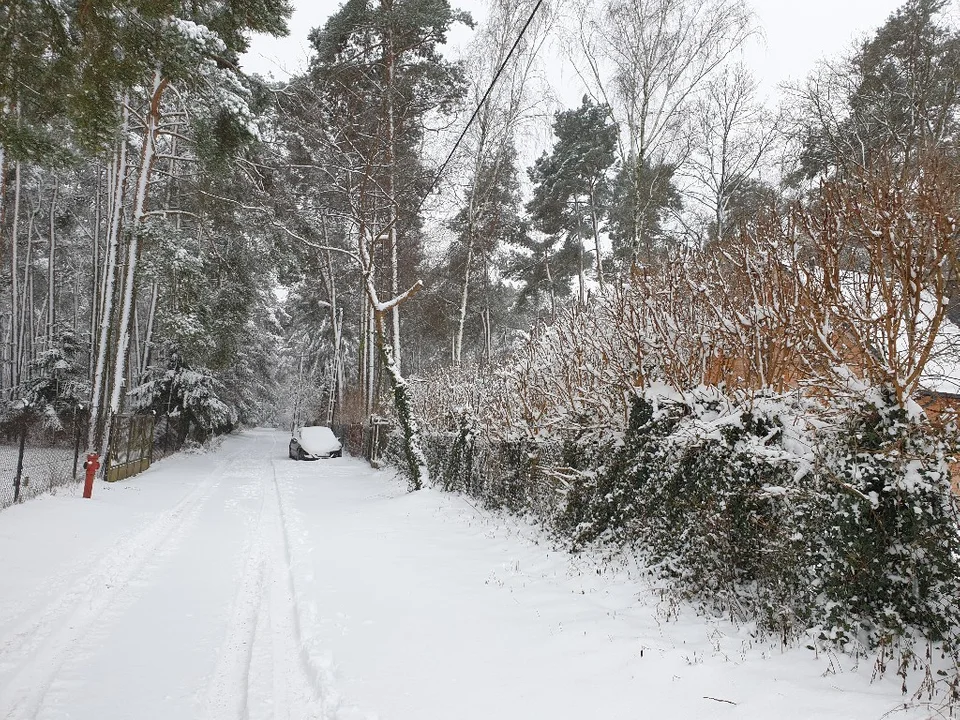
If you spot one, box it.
[414,0,546,215]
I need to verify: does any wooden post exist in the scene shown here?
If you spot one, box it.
[71,406,82,479]
[13,423,26,503]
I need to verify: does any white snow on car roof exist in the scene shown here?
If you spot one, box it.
[299,426,341,454]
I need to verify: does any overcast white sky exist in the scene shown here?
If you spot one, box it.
[241,0,906,100]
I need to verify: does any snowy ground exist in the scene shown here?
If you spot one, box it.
[0,429,936,719]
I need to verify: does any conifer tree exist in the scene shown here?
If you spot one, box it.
[444,146,525,366]
[527,97,617,301]
[794,0,960,178]
[309,0,472,375]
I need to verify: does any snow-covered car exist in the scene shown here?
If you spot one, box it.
[289,426,343,460]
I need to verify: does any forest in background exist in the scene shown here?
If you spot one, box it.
[3,0,960,706]
[4,0,958,447]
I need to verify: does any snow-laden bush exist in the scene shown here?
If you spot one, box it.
[130,356,236,441]
[412,287,642,446]
[801,389,960,657]
[560,385,960,657]
[417,407,569,518]
[430,409,476,494]
[15,329,91,431]
[561,386,809,624]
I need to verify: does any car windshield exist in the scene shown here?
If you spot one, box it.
[298,426,340,454]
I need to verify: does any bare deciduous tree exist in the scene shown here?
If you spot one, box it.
[568,0,755,261]
[683,63,780,245]
[451,0,553,367]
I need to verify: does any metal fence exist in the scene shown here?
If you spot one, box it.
[152,415,186,462]
[105,414,154,482]
[0,416,86,510]
[0,413,186,512]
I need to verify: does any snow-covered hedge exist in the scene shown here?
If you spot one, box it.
[401,154,960,700]
[415,383,960,698]
[805,389,960,659]
[571,386,960,653]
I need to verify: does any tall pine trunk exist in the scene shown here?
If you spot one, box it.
[9,161,20,388]
[101,71,167,460]
[88,101,130,453]
[383,0,402,375]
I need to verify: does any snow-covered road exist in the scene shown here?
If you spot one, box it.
[0,429,928,719]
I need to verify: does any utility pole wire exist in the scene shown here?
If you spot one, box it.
[299,0,545,245]
[414,0,547,216]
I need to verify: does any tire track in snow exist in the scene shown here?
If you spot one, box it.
[0,449,236,720]
[200,466,267,720]
[201,441,332,720]
[264,458,328,719]
[0,447,247,659]
[270,458,363,720]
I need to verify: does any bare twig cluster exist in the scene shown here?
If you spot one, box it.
[415,151,960,434]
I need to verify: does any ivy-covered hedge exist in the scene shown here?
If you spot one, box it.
[414,385,960,694]
[416,412,568,518]
[805,393,960,654]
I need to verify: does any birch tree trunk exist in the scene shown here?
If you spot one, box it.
[91,165,102,356]
[140,280,159,376]
[589,187,604,290]
[358,285,367,412]
[335,307,345,417]
[481,305,492,365]
[453,233,473,367]
[0,145,5,228]
[26,267,35,366]
[576,223,586,306]
[47,180,58,346]
[0,145,5,383]
[101,71,168,460]
[18,206,36,374]
[322,247,344,425]
[88,100,130,452]
[367,301,375,416]
[9,162,20,388]
[357,225,427,489]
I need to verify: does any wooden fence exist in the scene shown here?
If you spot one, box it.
[106,414,155,482]
[332,416,392,467]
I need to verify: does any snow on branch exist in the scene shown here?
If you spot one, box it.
[375,280,423,314]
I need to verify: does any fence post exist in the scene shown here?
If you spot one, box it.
[124,415,133,471]
[71,407,83,479]
[147,414,155,466]
[13,423,26,503]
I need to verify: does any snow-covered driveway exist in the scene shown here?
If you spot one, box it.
[0,429,925,719]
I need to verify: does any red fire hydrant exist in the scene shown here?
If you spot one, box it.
[83,453,100,499]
